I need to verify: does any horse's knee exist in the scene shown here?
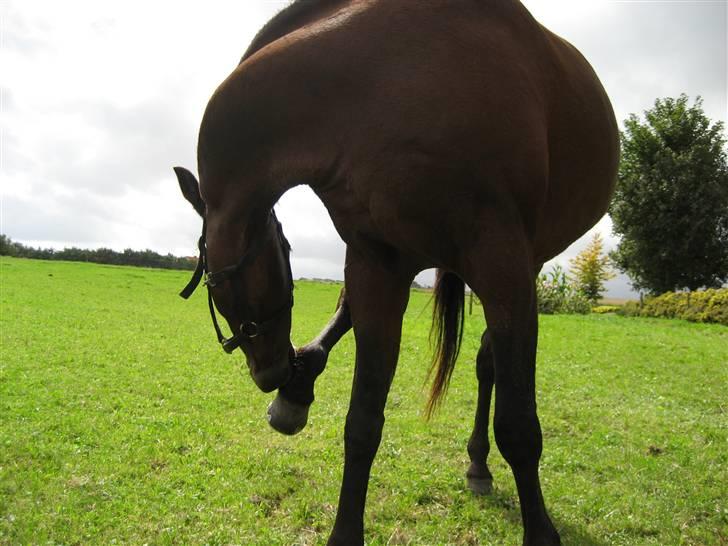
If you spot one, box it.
[344,410,385,461]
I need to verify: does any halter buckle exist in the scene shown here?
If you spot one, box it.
[241,321,259,338]
[203,273,218,288]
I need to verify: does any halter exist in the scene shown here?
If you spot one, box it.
[180,212,294,354]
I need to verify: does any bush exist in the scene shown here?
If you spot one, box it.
[619,301,642,318]
[467,264,591,316]
[536,265,591,315]
[593,305,620,314]
[617,288,728,325]
[704,290,728,325]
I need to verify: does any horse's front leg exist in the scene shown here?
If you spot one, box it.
[268,288,352,435]
[327,254,412,546]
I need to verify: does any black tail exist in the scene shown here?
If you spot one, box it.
[425,269,465,418]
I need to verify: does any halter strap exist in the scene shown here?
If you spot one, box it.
[179,213,294,353]
[179,218,207,300]
[219,293,293,353]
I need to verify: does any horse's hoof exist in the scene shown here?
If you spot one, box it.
[267,394,310,435]
[523,529,561,546]
[466,474,494,496]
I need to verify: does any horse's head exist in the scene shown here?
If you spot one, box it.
[174,166,295,393]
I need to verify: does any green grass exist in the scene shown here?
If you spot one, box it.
[1,257,726,545]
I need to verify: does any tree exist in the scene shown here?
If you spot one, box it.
[609,95,728,294]
[570,232,614,302]
[0,234,13,256]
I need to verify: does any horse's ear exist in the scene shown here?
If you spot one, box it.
[174,166,205,217]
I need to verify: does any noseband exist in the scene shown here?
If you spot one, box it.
[179,213,293,354]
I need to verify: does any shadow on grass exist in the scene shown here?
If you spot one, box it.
[555,520,608,546]
[476,487,608,546]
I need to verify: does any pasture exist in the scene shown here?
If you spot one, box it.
[1,257,726,545]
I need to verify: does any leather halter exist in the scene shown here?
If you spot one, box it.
[179,213,293,354]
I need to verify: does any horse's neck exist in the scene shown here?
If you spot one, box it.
[205,1,356,212]
[241,0,353,63]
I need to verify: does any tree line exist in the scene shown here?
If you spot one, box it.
[0,234,196,271]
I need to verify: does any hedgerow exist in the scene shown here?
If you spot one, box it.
[592,305,620,314]
[619,288,728,325]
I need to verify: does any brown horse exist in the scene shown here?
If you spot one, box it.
[174,1,619,544]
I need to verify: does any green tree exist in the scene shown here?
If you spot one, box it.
[570,232,614,302]
[610,95,728,294]
[0,234,14,256]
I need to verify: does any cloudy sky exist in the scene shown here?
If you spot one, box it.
[2,0,726,297]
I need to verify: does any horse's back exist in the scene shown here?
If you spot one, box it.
[307,1,619,261]
[205,0,618,266]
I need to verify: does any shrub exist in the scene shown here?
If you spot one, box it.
[536,265,591,315]
[593,305,620,314]
[560,292,593,315]
[468,264,592,316]
[617,288,728,325]
[703,290,728,325]
[619,301,642,317]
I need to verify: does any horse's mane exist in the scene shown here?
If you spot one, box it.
[240,0,351,63]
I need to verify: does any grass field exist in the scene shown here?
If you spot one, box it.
[1,257,726,545]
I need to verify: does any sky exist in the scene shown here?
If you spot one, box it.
[2,0,727,298]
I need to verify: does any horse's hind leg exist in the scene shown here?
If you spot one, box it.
[268,288,352,435]
[466,237,559,546]
[466,329,495,495]
[466,259,543,494]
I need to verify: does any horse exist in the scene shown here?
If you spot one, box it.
[174,1,619,544]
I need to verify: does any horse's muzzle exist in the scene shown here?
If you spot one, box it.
[247,346,295,393]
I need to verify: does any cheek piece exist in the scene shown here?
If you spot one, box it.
[179,214,294,354]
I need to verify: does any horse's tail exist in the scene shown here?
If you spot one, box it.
[425,269,465,418]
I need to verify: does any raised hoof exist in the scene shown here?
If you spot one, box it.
[466,474,494,496]
[267,394,310,435]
